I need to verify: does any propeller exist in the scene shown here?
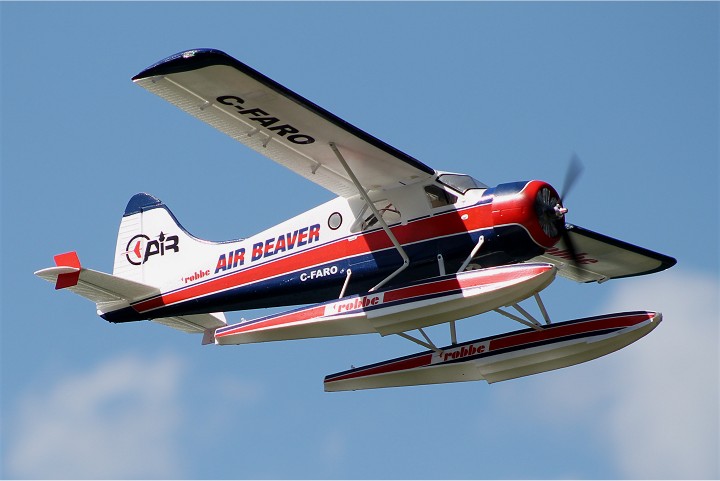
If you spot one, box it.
[556,153,584,267]
[560,153,584,201]
[533,153,585,267]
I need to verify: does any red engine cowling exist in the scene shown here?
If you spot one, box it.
[491,180,565,249]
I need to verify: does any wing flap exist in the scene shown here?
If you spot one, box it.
[532,224,676,283]
[132,49,435,197]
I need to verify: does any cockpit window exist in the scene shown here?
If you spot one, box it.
[437,174,488,194]
[354,201,402,232]
[424,184,457,208]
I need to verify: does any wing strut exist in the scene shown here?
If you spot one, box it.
[329,142,410,292]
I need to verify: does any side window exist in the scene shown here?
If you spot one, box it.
[437,174,488,194]
[352,201,402,232]
[362,202,401,230]
[424,184,457,208]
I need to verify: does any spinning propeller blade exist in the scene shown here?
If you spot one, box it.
[556,153,584,268]
[560,153,584,201]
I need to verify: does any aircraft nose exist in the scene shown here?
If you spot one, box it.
[491,180,563,249]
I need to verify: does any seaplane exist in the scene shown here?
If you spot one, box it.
[36,49,676,391]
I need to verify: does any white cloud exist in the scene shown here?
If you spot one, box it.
[516,268,719,479]
[597,269,719,479]
[6,353,186,479]
[214,376,265,404]
[319,429,348,476]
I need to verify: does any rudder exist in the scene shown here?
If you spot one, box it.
[113,193,222,291]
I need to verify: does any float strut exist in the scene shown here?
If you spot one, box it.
[534,293,552,325]
[494,307,544,331]
[450,321,458,345]
[397,330,442,354]
[339,269,352,299]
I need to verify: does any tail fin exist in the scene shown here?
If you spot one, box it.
[113,193,222,291]
[36,193,229,335]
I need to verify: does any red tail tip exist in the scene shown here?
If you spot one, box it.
[53,251,81,289]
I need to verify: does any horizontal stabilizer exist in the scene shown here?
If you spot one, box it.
[35,252,161,313]
[533,224,676,283]
[153,312,227,334]
[36,252,226,336]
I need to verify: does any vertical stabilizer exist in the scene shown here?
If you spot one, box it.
[113,193,227,292]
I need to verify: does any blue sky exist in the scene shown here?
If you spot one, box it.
[2,2,718,479]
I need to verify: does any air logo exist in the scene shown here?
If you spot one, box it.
[125,232,179,265]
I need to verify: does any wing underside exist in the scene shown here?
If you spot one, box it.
[531,224,677,283]
[132,49,435,197]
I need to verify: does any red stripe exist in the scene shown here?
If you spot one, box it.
[383,278,463,303]
[383,264,552,303]
[488,312,652,351]
[217,305,327,337]
[134,203,494,313]
[326,353,434,382]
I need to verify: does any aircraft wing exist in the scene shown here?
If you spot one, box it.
[132,49,435,197]
[531,224,677,283]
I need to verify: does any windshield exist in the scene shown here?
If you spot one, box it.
[437,174,488,194]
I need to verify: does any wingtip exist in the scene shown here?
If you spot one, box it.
[132,48,232,81]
